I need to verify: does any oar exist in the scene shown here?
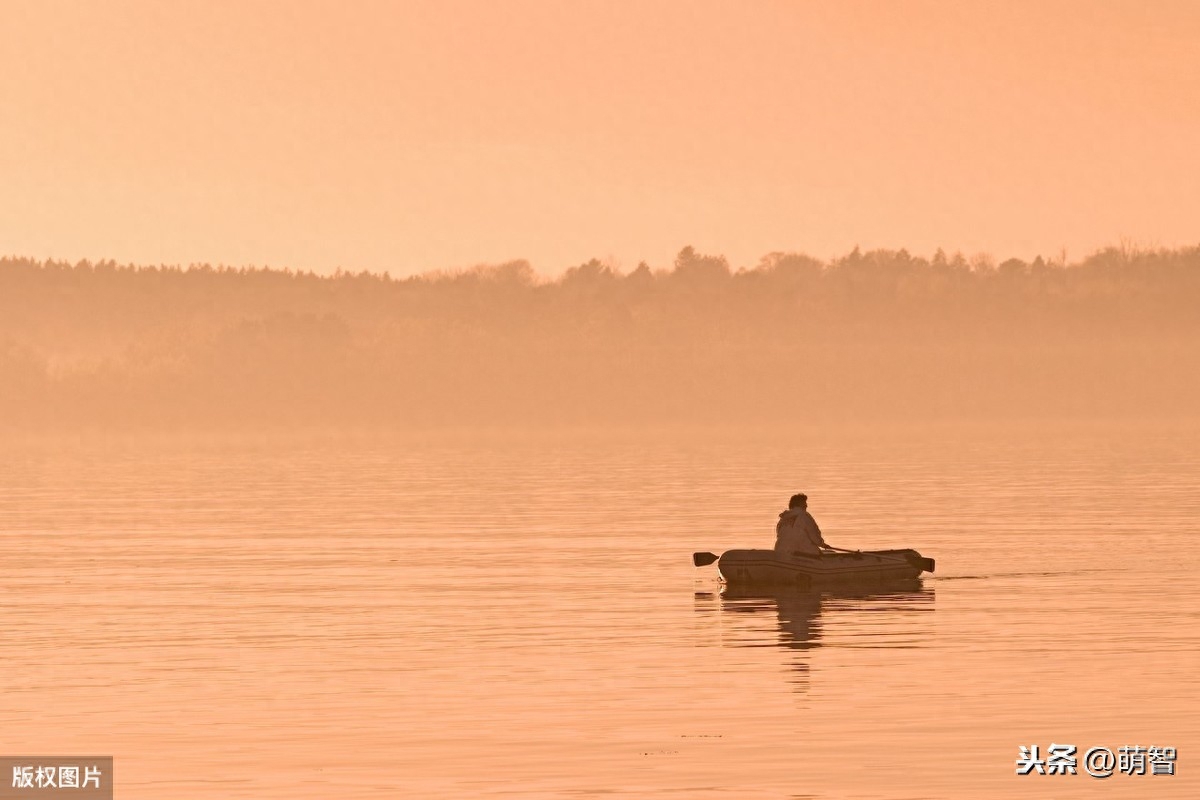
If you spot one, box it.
[693,551,719,567]
[825,545,935,573]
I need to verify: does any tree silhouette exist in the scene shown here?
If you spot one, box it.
[0,243,1197,430]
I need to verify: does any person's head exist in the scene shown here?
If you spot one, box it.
[789,493,808,509]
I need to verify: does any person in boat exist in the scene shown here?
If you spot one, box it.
[774,493,829,559]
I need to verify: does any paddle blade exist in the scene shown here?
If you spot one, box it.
[692,551,719,567]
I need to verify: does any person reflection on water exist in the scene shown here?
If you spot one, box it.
[774,493,830,559]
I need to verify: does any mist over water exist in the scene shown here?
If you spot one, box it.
[2,244,1198,430]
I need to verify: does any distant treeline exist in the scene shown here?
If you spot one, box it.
[2,245,1198,429]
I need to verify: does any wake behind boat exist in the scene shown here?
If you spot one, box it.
[693,547,935,589]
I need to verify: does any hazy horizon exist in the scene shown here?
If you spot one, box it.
[1,238,1185,282]
[4,241,1198,432]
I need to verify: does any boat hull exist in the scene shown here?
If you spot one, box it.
[718,548,931,589]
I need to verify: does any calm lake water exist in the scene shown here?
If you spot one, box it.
[2,423,1198,798]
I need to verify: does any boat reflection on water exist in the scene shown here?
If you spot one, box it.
[695,580,934,691]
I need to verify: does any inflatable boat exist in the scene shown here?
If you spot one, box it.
[693,548,935,588]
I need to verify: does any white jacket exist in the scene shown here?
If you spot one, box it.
[774,508,825,558]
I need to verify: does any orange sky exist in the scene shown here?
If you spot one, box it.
[2,0,1197,276]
